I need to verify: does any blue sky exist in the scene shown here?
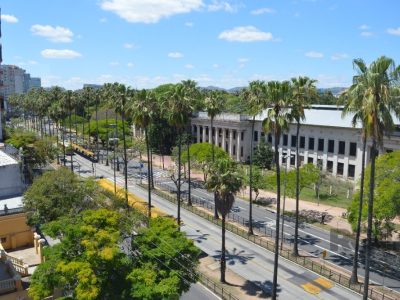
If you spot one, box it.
[2,0,400,90]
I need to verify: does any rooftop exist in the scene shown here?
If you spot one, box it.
[0,151,18,167]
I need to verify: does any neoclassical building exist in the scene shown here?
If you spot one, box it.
[190,105,400,182]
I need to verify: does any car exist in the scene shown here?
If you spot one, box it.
[230,206,240,212]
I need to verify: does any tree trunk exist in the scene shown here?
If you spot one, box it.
[105,110,109,166]
[350,134,366,284]
[145,127,152,219]
[122,110,128,206]
[116,114,120,172]
[211,117,219,219]
[62,114,66,166]
[363,139,376,300]
[95,97,99,157]
[82,108,85,145]
[293,121,300,256]
[56,122,60,165]
[150,147,154,189]
[68,105,73,172]
[74,108,78,144]
[187,131,192,206]
[272,131,281,300]
[177,130,182,229]
[48,115,52,137]
[221,213,226,283]
[249,117,255,235]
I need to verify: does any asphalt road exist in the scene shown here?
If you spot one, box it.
[71,154,362,300]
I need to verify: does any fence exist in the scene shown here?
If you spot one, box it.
[197,272,240,300]
[149,182,399,300]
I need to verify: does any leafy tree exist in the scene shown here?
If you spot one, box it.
[242,166,265,202]
[348,151,400,243]
[23,167,103,226]
[253,139,274,169]
[129,217,200,299]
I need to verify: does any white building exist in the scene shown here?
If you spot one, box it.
[0,150,23,198]
[190,105,400,182]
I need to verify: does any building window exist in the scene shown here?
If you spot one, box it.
[219,143,221,147]
[349,142,357,157]
[225,142,228,152]
[328,140,334,153]
[338,141,345,155]
[318,138,324,152]
[233,131,236,140]
[206,127,209,135]
[254,130,258,142]
[219,128,222,138]
[233,145,236,155]
[268,134,272,143]
[300,136,305,149]
[327,161,333,173]
[337,162,344,176]
[348,164,355,178]
[212,128,215,137]
[241,146,243,157]
[226,130,229,138]
[193,125,197,133]
[290,155,296,166]
[283,134,288,146]
[291,135,297,148]
[200,127,203,134]
[308,137,315,150]
[241,131,244,141]
[308,157,314,164]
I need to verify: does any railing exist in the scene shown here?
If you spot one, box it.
[148,182,400,300]
[0,278,15,292]
[0,207,24,216]
[5,254,29,276]
[197,272,240,300]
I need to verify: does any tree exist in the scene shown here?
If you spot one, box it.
[253,139,274,169]
[242,166,265,203]
[290,76,317,256]
[129,217,201,299]
[348,151,400,243]
[347,56,400,299]
[205,158,243,283]
[22,167,103,226]
[241,80,267,235]
[204,90,226,219]
[262,80,292,300]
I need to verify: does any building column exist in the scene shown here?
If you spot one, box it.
[229,129,233,157]
[196,125,200,143]
[202,125,207,143]
[222,128,226,152]
[236,130,241,161]
[215,127,219,147]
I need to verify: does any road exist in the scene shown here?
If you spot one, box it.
[71,154,361,299]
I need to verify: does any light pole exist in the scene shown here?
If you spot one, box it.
[281,153,295,251]
[109,124,117,194]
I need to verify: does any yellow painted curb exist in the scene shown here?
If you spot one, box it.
[301,282,321,295]
[314,277,334,289]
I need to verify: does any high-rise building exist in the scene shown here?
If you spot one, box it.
[29,77,41,89]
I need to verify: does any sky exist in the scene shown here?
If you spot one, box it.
[1,0,400,90]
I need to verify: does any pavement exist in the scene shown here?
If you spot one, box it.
[72,154,362,300]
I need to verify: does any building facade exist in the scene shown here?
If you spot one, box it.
[190,106,400,182]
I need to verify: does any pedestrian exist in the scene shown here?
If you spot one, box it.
[4,204,9,215]
[321,213,326,224]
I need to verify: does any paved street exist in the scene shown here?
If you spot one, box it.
[72,154,362,299]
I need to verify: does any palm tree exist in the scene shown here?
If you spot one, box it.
[241,80,267,235]
[48,87,64,164]
[205,90,226,219]
[344,57,400,299]
[130,89,158,218]
[205,158,243,283]
[164,83,195,228]
[63,90,75,172]
[262,80,292,300]
[290,76,317,256]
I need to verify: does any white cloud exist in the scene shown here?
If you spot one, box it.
[109,61,120,66]
[305,51,323,58]
[331,53,349,60]
[251,7,275,15]
[387,27,400,36]
[100,0,203,23]
[185,22,194,27]
[127,62,134,68]
[1,14,18,23]
[237,57,249,63]
[123,43,135,49]
[168,52,184,58]
[185,64,194,69]
[31,25,74,43]
[208,1,239,13]
[41,49,82,59]
[361,31,373,37]
[359,24,369,30]
[219,26,273,42]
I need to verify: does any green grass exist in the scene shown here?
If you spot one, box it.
[299,187,352,209]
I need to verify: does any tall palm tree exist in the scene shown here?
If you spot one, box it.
[205,158,243,283]
[130,89,158,218]
[48,86,64,164]
[164,83,195,228]
[205,90,226,219]
[241,80,267,235]
[262,80,292,300]
[345,57,400,299]
[63,90,76,172]
[290,76,317,256]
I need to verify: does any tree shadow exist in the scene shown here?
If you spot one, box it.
[298,234,320,246]
[241,280,281,298]
[212,248,254,266]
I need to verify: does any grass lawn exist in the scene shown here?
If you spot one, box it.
[299,187,353,209]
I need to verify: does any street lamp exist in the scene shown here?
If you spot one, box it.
[281,152,295,251]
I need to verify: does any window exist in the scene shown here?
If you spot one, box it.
[268,134,272,143]
[300,136,305,149]
[233,131,236,140]
[254,130,258,142]
[200,127,203,134]
[291,135,297,147]
[327,161,333,173]
[308,157,314,164]
[240,146,243,157]
[328,140,334,153]
[225,142,228,152]
[308,137,315,150]
[349,142,357,156]
[283,134,288,146]
[225,130,229,138]
[338,141,345,155]
[348,164,355,178]
[219,129,222,138]
[218,143,221,147]
[206,127,209,135]
[0,237,6,244]
[212,128,215,137]
[290,155,296,166]
[233,145,236,155]
[193,125,197,133]
[337,162,344,176]
[241,132,244,141]
[318,138,324,152]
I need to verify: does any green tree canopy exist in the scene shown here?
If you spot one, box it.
[253,140,274,169]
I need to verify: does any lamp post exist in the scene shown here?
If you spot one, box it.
[281,153,295,251]
[105,110,109,166]
[109,124,117,194]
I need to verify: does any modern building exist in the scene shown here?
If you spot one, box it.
[190,105,400,182]
[29,77,41,89]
